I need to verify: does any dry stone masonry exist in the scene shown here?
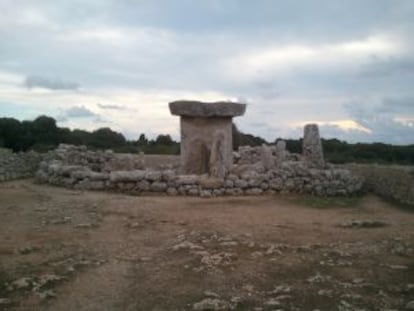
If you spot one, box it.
[0,148,42,182]
[2,100,367,197]
[169,100,246,178]
[34,138,363,197]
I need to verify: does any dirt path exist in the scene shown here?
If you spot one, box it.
[0,180,413,310]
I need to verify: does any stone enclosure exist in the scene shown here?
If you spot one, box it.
[31,99,364,197]
[1,100,369,197]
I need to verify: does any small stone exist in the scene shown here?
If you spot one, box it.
[339,219,388,228]
[128,222,140,229]
[203,290,220,298]
[406,301,414,310]
[270,285,292,294]
[172,241,203,251]
[10,277,32,290]
[35,274,63,290]
[251,251,263,258]
[36,289,56,300]
[264,298,281,306]
[193,298,229,310]
[199,177,224,189]
[242,284,254,292]
[318,289,333,297]
[18,246,38,255]
[166,187,178,195]
[0,298,11,305]
[74,223,94,228]
[220,241,238,247]
[388,264,408,270]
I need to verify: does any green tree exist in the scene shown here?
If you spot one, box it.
[0,117,23,151]
[89,127,126,149]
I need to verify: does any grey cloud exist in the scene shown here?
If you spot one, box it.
[359,57,414,77]
[319,121,413,145]
[344,97,414,119]
[1,1,414,145]
[24,75,80,90]
[97,103,127,110]
[341,97,414,144]
[57,105,98,122]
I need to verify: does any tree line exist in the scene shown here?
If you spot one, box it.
[0,115,179,154]
[0,115,413,164]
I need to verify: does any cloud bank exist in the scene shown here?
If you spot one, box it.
[24,75,80,90]
[0,0,413,144]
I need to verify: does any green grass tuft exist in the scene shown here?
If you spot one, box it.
[293,195,362,209]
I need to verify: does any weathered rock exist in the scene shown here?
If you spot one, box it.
[193,298,229,310]
[199,177,224,189]
[109,170,146,182]
[406,301,414,310]
[169,100,246,117]
[245,188,263,195]
[89,172,109,181]
[169,100,246,177]
[175,174,200,185]
[275,140,287,164]
[150,182,167,192]
[137,180,150,191]
[303,124,325,168]
[339,219,389,228]
[260,145,275,170]
[166,187,178,195]
[0,298,12,305]
[145,171,162,181]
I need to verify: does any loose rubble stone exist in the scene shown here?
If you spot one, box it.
[193,298,230,310]
[172,241,203,251]
[406,301,414,310]
[0,298,12,305]
[0,148,42,182]
[36,289,56,300]
[32,122,364,198]
[264,298,281,306]
[340,220,389,228]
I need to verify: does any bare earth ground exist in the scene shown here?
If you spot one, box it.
[0,180,413,311]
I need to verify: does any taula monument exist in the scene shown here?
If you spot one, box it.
[31,99,364,197]
[169,100,246,178]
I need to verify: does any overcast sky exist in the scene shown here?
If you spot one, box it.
[0,0,413,144]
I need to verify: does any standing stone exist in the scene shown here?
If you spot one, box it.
[275,140,287,165]
[275,140,286,153]
[303,124,325,168]
[260,145,274,170]
[169,100,246,178]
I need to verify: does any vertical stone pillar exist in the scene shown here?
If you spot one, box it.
[303,124,325,168]
[260,144,275,170]
[169,100,246,178]
[275,140,287,165]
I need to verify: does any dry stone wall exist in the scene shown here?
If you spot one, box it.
[35,144,363,197]
[0,148,43,182]
[346,164,414,206]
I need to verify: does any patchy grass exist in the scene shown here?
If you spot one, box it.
[291,195,362,209]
